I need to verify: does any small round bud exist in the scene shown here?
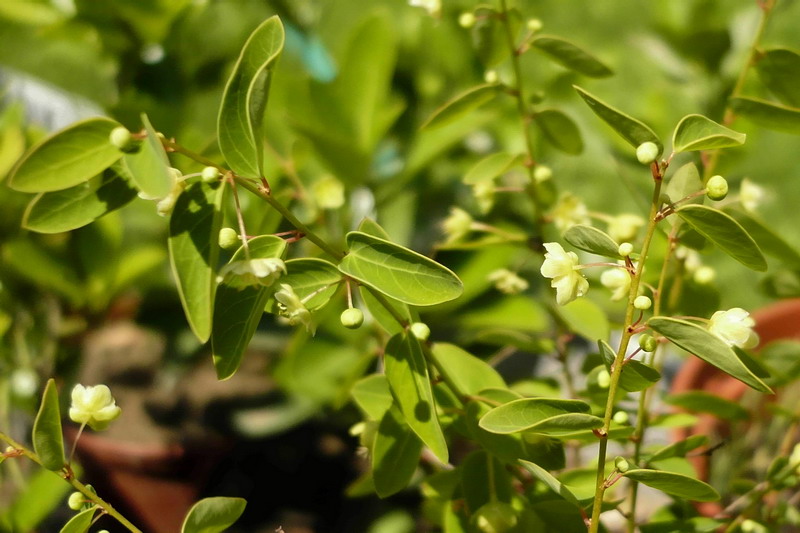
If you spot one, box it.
[693,265,716,285]
[67,491,84,511]
[618,242,634,257]
[636,142,659,165]
[634,295,652,310]
[612,411,629,425]
[706,175,729,201]
[340,308,364,329]
[458,12,476,28]
[484,70,499,84]
[659,193,672,206]
[218,228,240,250]
[201,166,220,183]
[109,126,137,153]
[533,165,552,183]
[638,334,658,352]
[526,18,543,32]
[614,456,630,473]
[410,322,430,341]
[471,502,519,533]
[741,520,768,533]
[597,369,611,389]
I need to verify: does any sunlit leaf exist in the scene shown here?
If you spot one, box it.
[574,86,662,153]
[558,298,610,342]
[623,469,719,502]
[181,497,247,533]
[462,152,523,185]
[430,343,505,397]
[672,114,745,153]
[532,36,613,78]
[421,84,499,130]
[32,379,65,471]
[755,48,800,107]
[59,508,95,533]
[519,460,582,507]
[123,113,173,199]
[351,374,393,421]
[479,397,601,435]
[372,407,423,498]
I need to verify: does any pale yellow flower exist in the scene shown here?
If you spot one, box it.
[550,193,590,233]
[218,258,286,290]
[607,214,645,243]
[69,384,121,431]
[274,284,314,333]
[540,243,588,305]
[488,268,529,295]
[708,308,759,349]
[600,268,630,301]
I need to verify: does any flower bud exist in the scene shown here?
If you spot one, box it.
[636,142,659,165]
[458,12,476,28]
[533,165,552,183]
[693,265,716,285]
[218,228,240,250]
[201,166,220,183]
[109,126,137,153]
[67,491,85,511]
[484,70,499,84]
[638,334,657,352]
[618,242,634,257]
[597,369,611,389]
[340,308,364,330]
[471,502,519,533]
[312,176,345,210]
[612,411,629,425]
[614,456,630,473]
[706,175,729,201]
[410,322,430,341]
[526,18,543,32]
[634,295,652,310]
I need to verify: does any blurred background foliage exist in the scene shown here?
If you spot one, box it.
[2,0,800,531]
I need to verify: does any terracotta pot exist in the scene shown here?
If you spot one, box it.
[670,298,800,516]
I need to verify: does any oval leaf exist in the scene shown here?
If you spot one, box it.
[623,469,719,502]
[722,206,800,267]
[22,164,137,234]
[665,163,703,208]
[372,406,423,498]
[8,117,122,193]
[531,36,613,78]
[212,236,287,380]
[123,113,173,199]
[351,374,393,421]
[384,332,448,462]
[599,340,661,392]
[181,497,247,533]
[463,152,522,185]
[533,108,583,155]
[519,460,582,508]
[558,298,610,342]
[573,85,662,154]
[672,114,746,153]
[665,391,749,421]
[218,16,285,178]
[32,378,65,472]
[755,48,800,107]
[478,397,599,434]
[731,97,800,134]
[430,343,505,397]
[169,182,227,342]
[648,316,772,393]
[563,224,620,258]
[266,258,342,314]
[421,84,499,130]
[338,231,463,306]
[60,507,96,533]
[675,205,766,271]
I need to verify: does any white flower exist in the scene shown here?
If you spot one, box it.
[274,284,314,333]
[488,268,529,294]
[218,258,286,290]
[740,178,765,212]
[540,242,588,305]
[442,207,474,243]
[69,384,122,431]
[600,268,631,301]
[707,308,759,349]
[607,214,645,243]
[550,193,590,233]
[409,0,440,16]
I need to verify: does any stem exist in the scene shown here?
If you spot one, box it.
[228,175,251,259]
[589,175,664,533]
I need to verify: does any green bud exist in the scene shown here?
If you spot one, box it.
[526,18,543,32]
[410,322,431,341]
[218,228,240,250]
[693,266,716,285]
[597,369,611,389]
[636,142,659,165]
[109,126,137,153]
[618,242,634,257]
[612,411,629,425]
[638,334,657,352]
[634,295,652,310]
[533,165,552,183]
[458,12,476,28]
[201,166,220,183]
[706,175,729,201]
[484,70,499,84]
[471,502,519,533]
[67,491,84,511]
[340,308,364,329]
[614,456,630,473]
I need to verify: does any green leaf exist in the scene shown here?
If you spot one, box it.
[519,460,581,508]
[478,397,601,435]
[430,343,505,397]
[1,239,84,306]
[648,317,772,393]
[123,113,173,200]
[360,287,412,335]
[339,231,463,306]
[464,401,529,463]
[372,407,423,498]
[675,205,766,271]
[8,117,122,193]
[266,258,341,314]
[32,378,65,471]
[6,467,71,532]
[665,391,749,421]
[351,374,393,421]
[722,207,800,267]
[672,114,746,153]
[461,450,514,510]
[574,85,662,154]
[211,236,286,380]
[169,182,227,342]
[217,16,285,178]
[531,36,613,78]
[384,332,448,462]
[623,469,720,502]
[421,84,499,130]
[59,508,96,533]
[558,298,610,342]
[357,217,392,240]
[563,224,620,259]
[755,48,800,107]
[181,497,247,533]
[462,152,523,185]
[599,340,661,392]
[533,109,584,155]
[665,163,703,207]
[648,435,709,463]
[730,97,800,134]
[22,164,137,234]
